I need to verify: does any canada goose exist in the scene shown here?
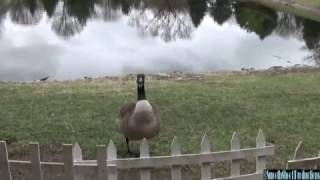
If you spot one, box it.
[115,74,160,155]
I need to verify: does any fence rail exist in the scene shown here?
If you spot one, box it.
[287,141,320,169]
[0,129,274,180]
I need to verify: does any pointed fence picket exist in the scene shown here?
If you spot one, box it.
[287,141,320,169]
[0,130,274,180]
[107,140,118,180]
[200,134,211,180]
[230,132,240,177]
[171,136,182,180]
[140,139,151,180]
[256,129,266,173]
[73,143,85,180]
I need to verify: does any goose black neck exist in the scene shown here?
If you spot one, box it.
[138,85,146,100]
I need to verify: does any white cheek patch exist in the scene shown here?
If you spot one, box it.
[134,100,153,113]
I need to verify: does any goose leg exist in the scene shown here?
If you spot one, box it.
[126,137,132,154]
[126,137,139,157]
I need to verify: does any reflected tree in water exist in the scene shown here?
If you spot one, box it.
[41,0,59,17]
[274,12,301,38]
[51,0,85,39]
[66,0,95,26]
[0,13,5,36]
[0,0,10,37]
[208,0,233,25]
[187,0,207,27]
[298,17,320,65]
[10,0,43,25]
[234,2,278,40]
[96,0,122,21]
[128,0,194,42]
[119,0,131,15]
[0,14,4,37]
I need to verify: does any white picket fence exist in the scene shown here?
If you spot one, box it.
[287,141,320,169]
[0,130,274,180]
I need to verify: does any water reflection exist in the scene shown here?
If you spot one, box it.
[0,0,320,80]
[0,0,10,37]
[234,3,278,40]
[0,0,319,42]
[208,0,233,25]
[0,41,60,81]
[10,0,42,25]
[51,0,85,38]
[275,12,300,38]
[188,0,206,27]
[41,0,59,17]
[128,0,193,42]
[298,17,320,65]
[96,0,121,22]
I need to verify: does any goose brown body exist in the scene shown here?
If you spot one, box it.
[116,101,160,140]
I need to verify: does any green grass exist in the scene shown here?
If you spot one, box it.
[1,72,320,168]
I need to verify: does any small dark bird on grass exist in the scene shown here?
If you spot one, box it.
[115,74,160,155]
[39,76,50,82]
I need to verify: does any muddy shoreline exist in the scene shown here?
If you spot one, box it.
[74,65,320,82]
[1,65,318,83]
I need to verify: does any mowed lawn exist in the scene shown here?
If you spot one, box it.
[0,72,320,168]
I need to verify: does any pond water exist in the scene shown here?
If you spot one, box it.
[0,0,320,81]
